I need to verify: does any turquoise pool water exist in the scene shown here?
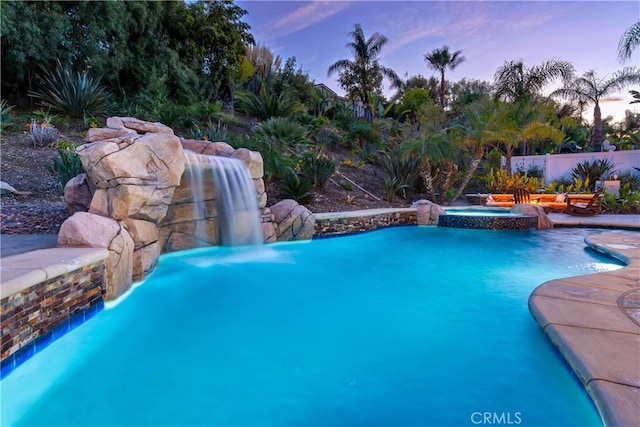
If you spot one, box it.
[1,227,624,426]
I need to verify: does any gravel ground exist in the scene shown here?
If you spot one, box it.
[0,202,70,234]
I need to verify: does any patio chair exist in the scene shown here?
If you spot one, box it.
[513,187,531,204]
[564,187,604,216]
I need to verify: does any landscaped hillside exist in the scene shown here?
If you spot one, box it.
[1,3,639,234]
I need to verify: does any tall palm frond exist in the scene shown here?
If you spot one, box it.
[493,59,574,103]
[618,20,640,62]
[550,67,640,151]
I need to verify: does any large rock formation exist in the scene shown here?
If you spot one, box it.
[411,199,446,225]
[59,117,186,298]
[64,173,93,214]
[59,117,273,299]
[512,204,554,229]
[58,212,134,300]
[270,199,315,241]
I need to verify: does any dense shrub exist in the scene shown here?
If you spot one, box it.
[254,117,309,152]
[485,168,543,193]
[236,86,302,121]
[603,183,640,213]
[617,170,640,192]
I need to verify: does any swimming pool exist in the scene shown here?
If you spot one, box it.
[1,227,623,426]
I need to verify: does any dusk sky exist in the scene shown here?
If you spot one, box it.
[236,0,639,123]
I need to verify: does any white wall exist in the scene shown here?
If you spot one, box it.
[509,150,640,183]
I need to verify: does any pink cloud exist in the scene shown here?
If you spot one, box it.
[270,1,353,39]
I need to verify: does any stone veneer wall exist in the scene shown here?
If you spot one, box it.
[314,209,418,237]
[438,214,538,230]
[0,262,105,377]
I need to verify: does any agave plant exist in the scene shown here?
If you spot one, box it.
[28,61,111,118]
[189,121,230,143]
[47,141,84,189]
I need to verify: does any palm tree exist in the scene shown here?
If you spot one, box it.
[550,68,640,151]
[493,59,573,104]
[448,99,516,202]
[424,46,465,110]
[618,20,640,62]
[327,24,401,121]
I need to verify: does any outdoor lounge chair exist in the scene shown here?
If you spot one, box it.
[564,187,604,216]
[513,187,531,204]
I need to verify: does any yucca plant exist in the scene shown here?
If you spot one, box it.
[299,152,336,188]
[280,172,314,204]
[379,149,420,192]
[28,61,111,118]
[384,176,409,201]
[47,141,84,189]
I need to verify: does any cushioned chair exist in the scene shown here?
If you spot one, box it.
[513,187,531,204]
[564,187,604,216]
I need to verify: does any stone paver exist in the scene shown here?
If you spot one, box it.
[529,231,640,427]
[588,381,640,427]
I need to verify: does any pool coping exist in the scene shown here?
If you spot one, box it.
[528,232,640,427]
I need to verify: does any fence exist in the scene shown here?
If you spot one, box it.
[507,150,640,183]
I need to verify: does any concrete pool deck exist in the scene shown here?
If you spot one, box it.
[1,213,639,425]
[529,232,640,427]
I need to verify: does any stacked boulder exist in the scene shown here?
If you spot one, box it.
[60,118,186,299]
[60,117,313,300]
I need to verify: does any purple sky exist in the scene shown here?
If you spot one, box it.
[237,0,639,123]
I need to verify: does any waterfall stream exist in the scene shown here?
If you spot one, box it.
[184,151,263,246]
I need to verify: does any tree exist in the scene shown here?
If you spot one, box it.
[550,68,640,151]
[448,78,492,117]
[1,1,73,98]
[493,59,573,104]
[618,20,640,62]
[448,99,516,202]
[1,0,254,105]
[327,24,401,121]
[424,46,465,110]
